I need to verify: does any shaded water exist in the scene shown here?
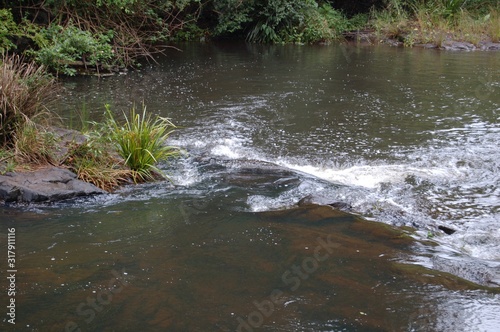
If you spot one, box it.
[2,43,500,331]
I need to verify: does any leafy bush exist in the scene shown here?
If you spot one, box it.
[213,0,353,44]
[298,4,354,43]
[104,104,180,182]
[441,0,466,18]
[0,9,18,53]
[32,24,116,76]
[0,54,57,146]
[212,0,254,37]
[8,0,205,67]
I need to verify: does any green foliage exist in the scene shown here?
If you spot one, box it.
[104,104,180,182]
[32,24,116,76]
[61,103,181,190]
[171,18,206,41]
[247,0,308,43]
[96,0,137,9]
[441,0,466,18]
[0,10,44,53]
[213,0,254,36]
[298,4,354,43]
[1,0,205,69]
[213,0,354,44]
[0,9,18,53]
[0,149,16,174]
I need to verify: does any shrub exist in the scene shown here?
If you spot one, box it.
[299,4,354,43]
[213,0,353,44]
[0,54,57,146]
[32,24,116,76]
[0,9,18,53]
[7,0,205,68]
[104,104,180,182]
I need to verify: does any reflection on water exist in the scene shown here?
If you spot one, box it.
[2,42,500,331]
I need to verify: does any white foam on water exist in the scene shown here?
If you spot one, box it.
[210,138,245,159]
[280,162,459,189]
[254,156,499,262]
[443,220,500,261]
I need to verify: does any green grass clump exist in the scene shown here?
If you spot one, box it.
[64,141,132,192]
[0,149,16,174]
[13,121,57,166]
[60,103,181,191]
[104,104,180,183]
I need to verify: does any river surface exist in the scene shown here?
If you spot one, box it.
[2,43,500,331]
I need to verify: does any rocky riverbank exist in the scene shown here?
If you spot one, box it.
[344,29,500,51]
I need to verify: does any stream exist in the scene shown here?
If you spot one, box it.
[2,42,500,331]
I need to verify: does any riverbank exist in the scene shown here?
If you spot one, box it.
[1,1,499,76]
[344,29,500,51]
[367,2,500,49]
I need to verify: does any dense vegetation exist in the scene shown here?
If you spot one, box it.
[0,54,179,190]
[1,0,498,74]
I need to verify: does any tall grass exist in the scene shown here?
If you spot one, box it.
[371,0,500,46]
[65,141,133,191]
[486,8,500,42]
[104,104,180,183]
[14,121,56,166]
[0,54,57,146]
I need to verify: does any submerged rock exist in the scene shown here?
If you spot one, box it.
[432,254,500,287]
[298,194,353,212]
[437,225,457,235]
[0,166,106,203]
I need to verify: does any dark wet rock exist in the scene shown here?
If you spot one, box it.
[193,156,302,189]
[384,38,403,47]
[438,225,457,235]
[228,159,297,176]
[0,166,106,203]
[441,41,476,51]
[298,194,353,211]
[480,42,500,51]
[432,254,500,287]
[195,156,294,174]
[52,127,87,146]
[342,29,376,43]
[51,127,88,162]
[259,204,356,223]
[415,43,438,49]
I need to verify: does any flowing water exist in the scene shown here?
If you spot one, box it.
[2,43,500,331]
